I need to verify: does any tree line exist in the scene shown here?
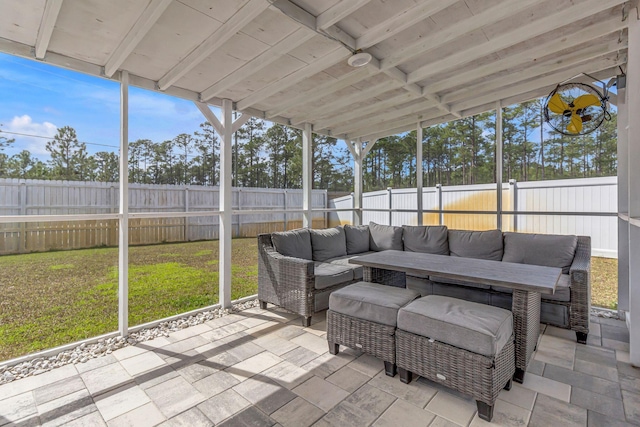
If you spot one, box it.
[0,98,617,192]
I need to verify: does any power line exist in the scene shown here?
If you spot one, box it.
[0,130,119,149]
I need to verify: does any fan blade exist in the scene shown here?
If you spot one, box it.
[567,113,583,134]
[572,94,600,110]
[548,93,569,114]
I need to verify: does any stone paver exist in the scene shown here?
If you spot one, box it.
[145,376,205,418]
[1,313,636,426]
[94,385,150,421]
[197,389,250,425]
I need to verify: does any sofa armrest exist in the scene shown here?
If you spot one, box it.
[258,234,315,317]
[568,236,591,334]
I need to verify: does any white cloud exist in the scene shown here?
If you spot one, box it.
[2,115,57,155]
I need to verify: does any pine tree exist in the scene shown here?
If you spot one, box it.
[46,126,88,180]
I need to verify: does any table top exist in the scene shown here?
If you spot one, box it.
[349,250,560,294]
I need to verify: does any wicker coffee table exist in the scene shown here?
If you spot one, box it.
[350,250,560,383]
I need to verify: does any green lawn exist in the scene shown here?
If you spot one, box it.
[0,239,258,361]
[0,241,617,362]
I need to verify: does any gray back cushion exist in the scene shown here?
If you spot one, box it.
[402,225,449,255]
[271,228,312,260]
[369,222,404,251]
[309,227,347,261]
[448,229,503,261]
[502,232,577,274]
[344,225,370,254]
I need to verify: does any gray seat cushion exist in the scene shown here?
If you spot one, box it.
[324,252,375,280]
[448,229,503,261]
[397,295,513,357]
[310,227,347,262]
[402,225,449,254]
[502,232,577,274]
[329,281,420,327]
[369,222,403,251]
[314,262,354,290]
[344,225,370,254]
[272,228,312,260]
[492,274,571,302]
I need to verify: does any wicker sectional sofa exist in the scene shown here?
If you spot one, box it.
[257,222,591,343]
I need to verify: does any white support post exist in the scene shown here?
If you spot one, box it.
[509,179,517,232]
[220,99,233,309]
[302,123,313,228]
[436,184,443,225]
[416,123,423,226]
[627,11,640,367]
[618,81,629,313]
[495,102,503,230]
[353,141,363,226]
[118,70,129,337]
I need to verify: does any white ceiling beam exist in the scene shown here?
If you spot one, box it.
[443,35,627,105]
[104,0,172,77]
[331,100,434,135]
[343,139,358,159]
[425,15,627,95]
[314,91,420,131]
[200,28,314,101]
[346,113,435,141]
[317,0,372,29]
[35,0,63,59]
[361,139,378,157]
[158,0,269,90]
[379,0,538,70]
[195,102,224,136]
[270,0,355,50]
[351,66,622,141]
[459,67,621,119]
[355,0,458,50]
[266,66,378,118]
[236,47,348,110]
[291,79,402,125]
[450,53,625,112]
[232,113,252,134]
[407,0,625,85]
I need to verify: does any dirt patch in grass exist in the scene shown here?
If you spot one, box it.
[0,239,257,361]
[591,257,618,310]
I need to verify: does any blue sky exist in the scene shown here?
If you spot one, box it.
[0,52,214,160]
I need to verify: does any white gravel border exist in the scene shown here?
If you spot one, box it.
[0,299,259,385]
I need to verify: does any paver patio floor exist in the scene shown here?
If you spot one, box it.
[0,306,638,426]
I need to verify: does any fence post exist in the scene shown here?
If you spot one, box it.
[19,181,27,252]
[436,184,443,225]
[387,187,393,225]
[283,190,288,231]
[184,187,190,241]
[237,188,242,237]
[351,192,355,226]
[509,179,518,232]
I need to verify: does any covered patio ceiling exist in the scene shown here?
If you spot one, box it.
[0,0,631,141]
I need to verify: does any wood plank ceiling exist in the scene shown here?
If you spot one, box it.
[0,0,631,141]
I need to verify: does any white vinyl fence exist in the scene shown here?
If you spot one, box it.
[0,179,327,254]
[329,177,618,258]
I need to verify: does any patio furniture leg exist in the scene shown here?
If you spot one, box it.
[259,300,267,309]
[384,361,396,377]
[303,316,311,327]
[398,367,412,384]
[576,332,588,344]
[511,290,541,383]
[476,401,494,422]
[504,379,513,391]
[329,342,339,355]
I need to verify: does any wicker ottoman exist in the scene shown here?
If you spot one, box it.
[327,281,420,377]
[396,295,515,422]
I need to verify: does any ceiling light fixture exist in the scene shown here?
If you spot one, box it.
[348,51,372,67]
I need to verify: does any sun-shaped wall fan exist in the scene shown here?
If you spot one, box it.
[543,81,611,136]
